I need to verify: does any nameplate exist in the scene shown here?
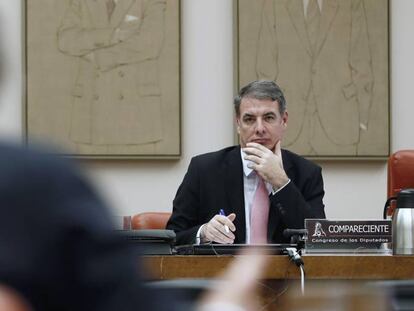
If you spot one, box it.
[304,219,392,253]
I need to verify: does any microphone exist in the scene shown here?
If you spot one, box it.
[283,229,308,245]
[283,229,308,239]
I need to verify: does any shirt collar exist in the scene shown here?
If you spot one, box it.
[240,148,255,177]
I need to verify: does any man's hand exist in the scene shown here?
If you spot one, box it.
[200,213,236,244]
[243,141,289,189]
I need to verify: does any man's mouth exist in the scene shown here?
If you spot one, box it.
[251,139,268,144]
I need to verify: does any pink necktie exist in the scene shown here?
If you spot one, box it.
[250,177,270,244]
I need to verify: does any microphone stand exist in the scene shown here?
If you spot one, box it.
[283,229,308,295]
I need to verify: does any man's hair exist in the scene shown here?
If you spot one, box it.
[234,80,287,116]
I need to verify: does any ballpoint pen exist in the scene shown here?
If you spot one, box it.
[219,209,230,233]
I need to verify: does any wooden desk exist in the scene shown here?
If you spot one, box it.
[144,254,414,280]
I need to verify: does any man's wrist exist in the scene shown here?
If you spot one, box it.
[271,178,291,195]
[271,174,289,188]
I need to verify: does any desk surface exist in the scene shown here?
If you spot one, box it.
[143,254,414,280]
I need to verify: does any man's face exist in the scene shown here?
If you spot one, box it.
[236,97,288,151]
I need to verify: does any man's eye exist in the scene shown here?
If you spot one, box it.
[265,115,276,122]
[243,117,254,124]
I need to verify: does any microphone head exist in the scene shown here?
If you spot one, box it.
[283,228,308,238]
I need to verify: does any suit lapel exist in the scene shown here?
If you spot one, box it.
[223,146,246,243]
[281,149,293,174]
[314,0,339,57]
[285,0,312,57]
[109,0,136,28]
[86,0,110,27]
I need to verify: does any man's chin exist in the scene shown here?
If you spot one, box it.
[267,144,277,152]
[263,142,277,152]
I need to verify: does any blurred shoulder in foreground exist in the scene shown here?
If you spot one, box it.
[0,142,178,311]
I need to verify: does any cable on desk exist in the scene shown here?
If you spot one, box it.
[284,247,306,295]
[299,265,305,295]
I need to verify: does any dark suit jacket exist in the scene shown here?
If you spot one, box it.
[0,143,179,311]
[167,146,325,245]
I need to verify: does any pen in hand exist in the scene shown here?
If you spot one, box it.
[219,209,230,234]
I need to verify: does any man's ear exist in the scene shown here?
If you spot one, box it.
[282,111,288,127]
[236,118,241,133]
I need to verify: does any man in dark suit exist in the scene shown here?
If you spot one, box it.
[167,80,326,245]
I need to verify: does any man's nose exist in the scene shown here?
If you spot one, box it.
[255,119,265,133]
